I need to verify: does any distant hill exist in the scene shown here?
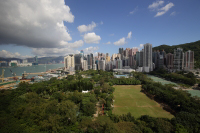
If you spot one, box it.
[37,56,64,64]
[0,57,22,63]
[0,56,64,64]
[153,40,200,68]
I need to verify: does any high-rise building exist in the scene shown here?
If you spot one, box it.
[80,50,84,58]
[124,49,129,58]
[119,48,124,54]
[32,56,38,65]
[74,54,82,70]
[184,50,194,70]
[111,53,117,61]
[87,53,93,69]
[64,54,75,71]
[83,57,88,71]
[0,61,8,67]
[129,56,136,68]
[143,43,153,72]
[106,53,110,63]
[98,60,105,71]
[139,50,143,67]
[166,53,174,69]
[173,48,184,71]
[136,51,140,67]
[93,58,96,70]
[129,48,138,57]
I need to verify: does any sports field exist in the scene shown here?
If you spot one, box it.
[112,85,174,119]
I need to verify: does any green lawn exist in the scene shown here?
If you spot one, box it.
[112,85,174,119]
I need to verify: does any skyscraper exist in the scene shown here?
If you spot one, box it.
[119,48,124,59]
[139,50,143,67]
[173,48,184,71]
[64,54,75,71]
[143,43,153,72]
[184,50,194,70]
[74,54,82,70]
[166,53,174,69]
[129,48,138,57]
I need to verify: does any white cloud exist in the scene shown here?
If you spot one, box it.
[60,40,84,48]
[148,0,164,10]
[130,6,138,14]
[0,0,75,48]
[170,11,176,16]
[32,47,77,57]
[0,50,32,59]
[103,41,111,44]
[83,46,99,54]
[83,32,101,44]
[155,2,174,17]
[127,31,132,39]
[113,37,126,46]
[77,21,97,33]
[140,44,144,48]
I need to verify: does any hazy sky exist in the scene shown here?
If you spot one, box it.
[0,0,200,58]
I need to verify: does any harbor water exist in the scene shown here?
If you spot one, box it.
[0,64,64,78]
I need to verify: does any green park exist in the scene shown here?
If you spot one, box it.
[113,85,174,119]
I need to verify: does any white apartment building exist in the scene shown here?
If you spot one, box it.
[64,54,75,71]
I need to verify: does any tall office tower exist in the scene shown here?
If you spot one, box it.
[98,52,101,58]
[111,53,118,60]
[184,50,194,70]
[64,54,75,71]
[166,53,174,69]
[83,57,88,71]
[119,48,124,59]
[173,48,184,71]
[152,51,158,69]
[92,58,96,70]
[136,51,140,67]
[87,54,91,69]
[98,60,105,71]
[129,48,138,57]
[34,56,38,63]
[129,56,135,68]
[143,43,153,72]
[156,50,166,69]
[123,49,129,58]
[113,60,117,69]
[122,57,129,67]
[158,54,164,69]
[90,53,93,68]
[87,53,93,69]
[80,50,84,57]
[139,50,144,67]
[116,59,122,69]
[119,48,124,55]
[106,53,110,63]
[74,54,82,70]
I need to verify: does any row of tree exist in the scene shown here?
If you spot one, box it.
[135,71,200,133]
[149,69,196,86]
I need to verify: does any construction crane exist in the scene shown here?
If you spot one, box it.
[10,69,17,80]
[0,69,5,82]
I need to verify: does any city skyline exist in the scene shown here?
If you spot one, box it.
[0,0,200,58]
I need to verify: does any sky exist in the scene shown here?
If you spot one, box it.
[0,0,200,58]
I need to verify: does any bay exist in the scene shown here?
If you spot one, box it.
[0,64,64,78]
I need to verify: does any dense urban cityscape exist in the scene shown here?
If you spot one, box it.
[1,0,200,132]
[64,43,194,73]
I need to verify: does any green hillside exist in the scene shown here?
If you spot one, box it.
[153,40,200,68]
